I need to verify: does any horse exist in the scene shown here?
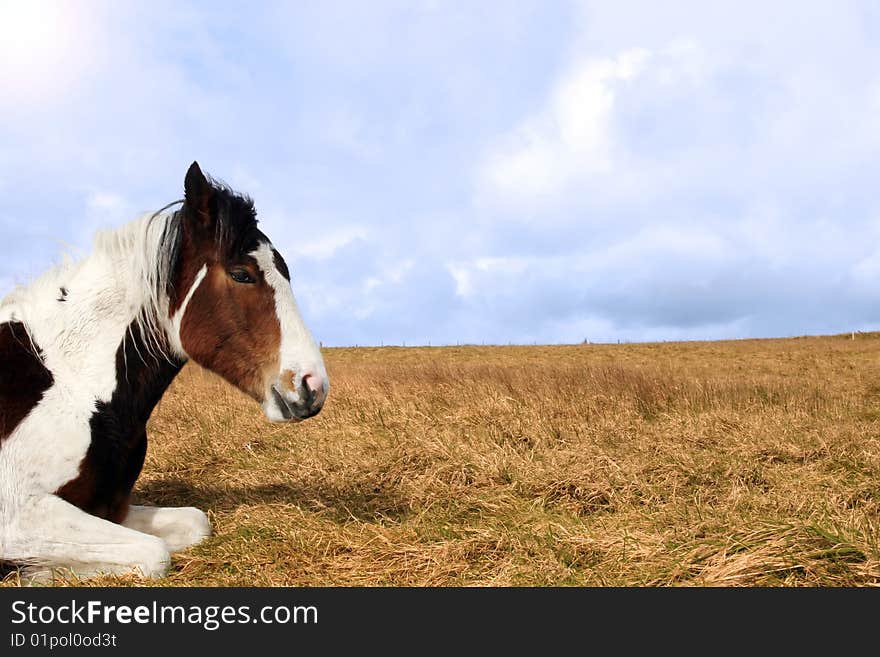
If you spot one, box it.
[0,162,329,580]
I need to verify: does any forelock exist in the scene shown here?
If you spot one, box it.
[205,177,261,260]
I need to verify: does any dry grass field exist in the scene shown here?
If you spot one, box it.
[5,334,880,586]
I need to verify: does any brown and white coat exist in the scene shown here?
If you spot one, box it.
[0,162,327,579]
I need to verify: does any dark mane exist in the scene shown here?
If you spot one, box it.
[207,175,256,224]
[205,175,262,261]
[154,173,261,312]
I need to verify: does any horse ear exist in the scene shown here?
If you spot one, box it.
[184,161,213,226]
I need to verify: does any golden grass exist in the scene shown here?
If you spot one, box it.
[5,334,880,586]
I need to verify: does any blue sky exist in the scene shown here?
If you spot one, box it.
[2,1,880,346]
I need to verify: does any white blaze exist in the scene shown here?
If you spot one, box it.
[251,242,327,400]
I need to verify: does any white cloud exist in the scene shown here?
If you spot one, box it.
[361,258,415,296]
[447,263,472,298]
[447,256,531,299]
[476,48,650,204]
[87,192,129,213]
[384,259,415,284]
[287,225,368,261]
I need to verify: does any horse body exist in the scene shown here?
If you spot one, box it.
[0,162,328,579]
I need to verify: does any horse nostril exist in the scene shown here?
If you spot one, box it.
[301,373,325,409]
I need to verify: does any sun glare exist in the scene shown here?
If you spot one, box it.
[0,0,82,102]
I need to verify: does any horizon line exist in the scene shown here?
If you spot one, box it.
[318,330,879,349]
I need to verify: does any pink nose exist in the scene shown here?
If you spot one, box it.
[302,373,328,410]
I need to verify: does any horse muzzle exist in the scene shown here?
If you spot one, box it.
[263,369,328,422]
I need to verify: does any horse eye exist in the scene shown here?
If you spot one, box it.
[229,269,256,284]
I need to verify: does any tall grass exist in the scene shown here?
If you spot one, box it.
[4,334,880,586]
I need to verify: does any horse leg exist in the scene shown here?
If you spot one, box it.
[6,494,171,582]
[121,505,211,553]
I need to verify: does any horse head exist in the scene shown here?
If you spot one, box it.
[168,161,328,422]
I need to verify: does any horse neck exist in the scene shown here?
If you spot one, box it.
[92,216,190,422]
[108,321,185,428]
[16,215,186,417]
